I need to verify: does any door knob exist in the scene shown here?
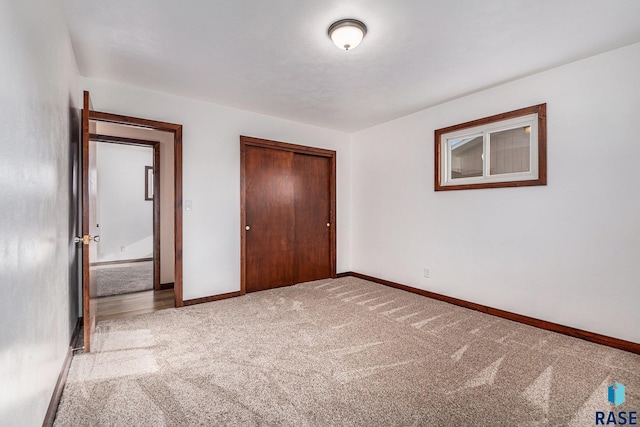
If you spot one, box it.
[74,235,99,245]
[245,225,251,231]
[327,223,330,227]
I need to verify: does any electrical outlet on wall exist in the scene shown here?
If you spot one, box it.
[423,267,430,278]
[121,246,126,253]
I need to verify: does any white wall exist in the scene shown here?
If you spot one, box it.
[0,1,80,425]
[157,132,175,284]
[351,42,640,343]
[81,77,352,300]
[96,142,153,262]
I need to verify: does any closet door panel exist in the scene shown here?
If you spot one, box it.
[245,146,295,292]
[293,153,332,283]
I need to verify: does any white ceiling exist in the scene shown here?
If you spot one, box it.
[61,1,640,132]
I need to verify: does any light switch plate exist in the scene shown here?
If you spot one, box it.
[185,200,193,211]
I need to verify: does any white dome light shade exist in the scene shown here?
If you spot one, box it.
[328,19,367,51]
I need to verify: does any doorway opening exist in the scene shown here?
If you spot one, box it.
[89,127,176,321]
[93,141,156,297]
[89,123,179,321]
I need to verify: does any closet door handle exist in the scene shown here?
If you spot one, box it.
[246,225,251,231]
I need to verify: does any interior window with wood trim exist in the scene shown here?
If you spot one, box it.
[435,104,546,191]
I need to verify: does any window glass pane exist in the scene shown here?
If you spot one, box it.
[450,136,483,179]
[489,126,530,175]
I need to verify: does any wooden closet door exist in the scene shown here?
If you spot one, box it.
[245,146,295,292]
[242,136,336,294]
[293,153,332,283]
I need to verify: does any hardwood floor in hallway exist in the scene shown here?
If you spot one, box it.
[96,289,175,322]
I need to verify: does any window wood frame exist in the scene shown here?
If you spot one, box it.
[434,103,547,191]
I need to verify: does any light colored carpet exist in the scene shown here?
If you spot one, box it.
[96,261,153,297]
[55,277,639,426]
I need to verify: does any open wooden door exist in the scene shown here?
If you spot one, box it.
[81,91,99,352]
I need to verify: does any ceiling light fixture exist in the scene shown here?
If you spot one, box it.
[328,19,367,51]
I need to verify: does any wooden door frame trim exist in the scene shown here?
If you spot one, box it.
[240,135,337,295]
[90,135,161,291]
[89,133,158,147]
[87,106,184,307]
[152,144,161,290]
